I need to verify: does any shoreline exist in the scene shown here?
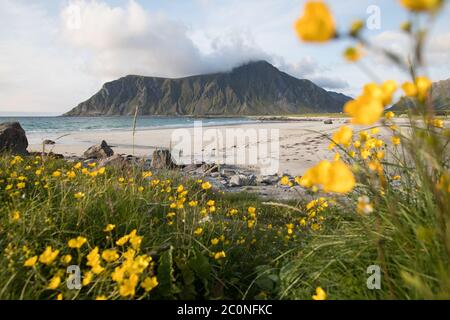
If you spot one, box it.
[27,118,389,176]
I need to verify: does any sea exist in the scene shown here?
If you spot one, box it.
[0,115,257,145]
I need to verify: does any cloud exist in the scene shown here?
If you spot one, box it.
[60,0,347,91]
[309,76,349,90]
[274,56,349,90]
[427,32,450,65]
[60,0,270,79]
[0,0,99,113]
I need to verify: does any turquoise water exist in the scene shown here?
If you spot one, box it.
[0,116,256,134]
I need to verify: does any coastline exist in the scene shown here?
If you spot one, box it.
[27,118,395,176]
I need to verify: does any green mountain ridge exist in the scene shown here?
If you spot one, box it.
[64,60,352,116]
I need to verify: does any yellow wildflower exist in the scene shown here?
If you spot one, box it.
[17,182,26,189]
[87,247,104,274]
[104,224,116,232]
[39,246,59,265]
[344,46,362,62]
[332,126,353,147]
[10,210,21,221]
[214,251,226,260]
[188,200,198,207]
[129,230,143,250]
[392,136,401,145]
[280,176,290,185]
[74,192,86,200]
[344,93,384,125]
[201,181,212,190]
[47,275,61,290]
[119,274,139,297]
[116,235,130,246]
[68,236,87,249]
[66,171,76,179]
[402,76,432,100]
[62,254,72,264]
[83,271,93,286]
[52,171,62,178]
[400,0,443,12]
[211,238,220,246]
[24,256,38,267]
[142,171,153,179]
[385,111,395,120]
[312,287,327,300]
[141,276,159,292]
[300,160,355,193]
[102,249,120,263]
[349,19,364,36]
[194,227,203,236]
[294,1,336,42]
[432,119,444,128]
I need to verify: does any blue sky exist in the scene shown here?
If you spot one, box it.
[1,0,450,114]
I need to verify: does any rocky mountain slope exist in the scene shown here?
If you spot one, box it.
[64,61,352,116]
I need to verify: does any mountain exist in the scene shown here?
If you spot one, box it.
[64,61,352,116]
[393,78,450,112]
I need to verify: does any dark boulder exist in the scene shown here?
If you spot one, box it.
[0,122,29,155]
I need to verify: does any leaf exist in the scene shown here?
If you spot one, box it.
[156,245,179,298]
[175,257,197,300]
[188,250,212,298]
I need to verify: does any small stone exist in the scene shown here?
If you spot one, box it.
[98,154,128,170]
[83,140,114,159]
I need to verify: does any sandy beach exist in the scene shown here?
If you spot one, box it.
[27,118,404,176]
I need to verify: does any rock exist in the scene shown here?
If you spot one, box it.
[182,163,202,173]
[98,154,128,170]
[324,119,333,125]
[203,163,219,173]
[210,172,221,178]
[83,140,114,159]
[229,175,245,187]
[220,168,237,177]
[229,174,257,187]
[151,149,176,169]
[0,122,29,155]
[247,174,257,186]
[257,175,279,185]
[194,163,218,174]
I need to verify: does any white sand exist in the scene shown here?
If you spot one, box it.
[28,118,399,176]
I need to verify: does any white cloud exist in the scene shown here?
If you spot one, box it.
[60,0,271,79]
[427,32,450,65]
[0,0,100,113]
